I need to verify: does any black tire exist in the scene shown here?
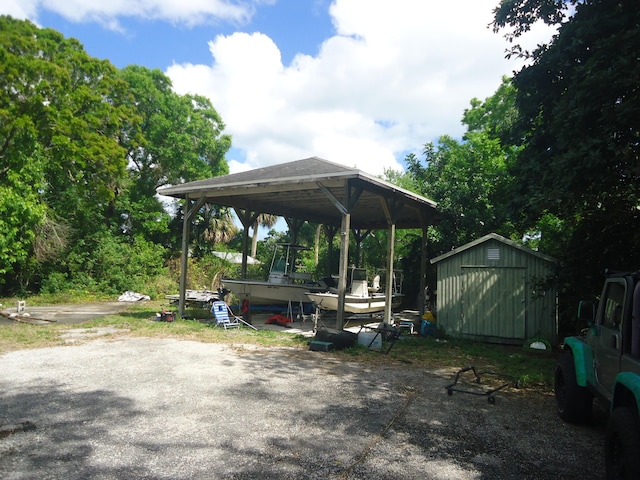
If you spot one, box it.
[605,407,640,480]
[554,353,593,423]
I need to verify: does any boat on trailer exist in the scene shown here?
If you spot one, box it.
[223,243,326,308]
[305,267,403,314]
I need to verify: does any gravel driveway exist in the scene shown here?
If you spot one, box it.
[0,334,606,479]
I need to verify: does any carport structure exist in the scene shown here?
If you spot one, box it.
[157,157,439,329]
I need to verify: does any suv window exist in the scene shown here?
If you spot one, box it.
[602,281,625,330]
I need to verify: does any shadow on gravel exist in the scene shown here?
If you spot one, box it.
[0,339,608,480]
[0,386,147,479]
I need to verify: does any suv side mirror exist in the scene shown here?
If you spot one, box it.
[578,300,596,324]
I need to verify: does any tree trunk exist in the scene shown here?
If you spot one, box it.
[251,221,259,258]
[314,224,321,265]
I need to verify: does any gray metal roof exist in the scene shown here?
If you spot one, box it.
[157,156,439,229]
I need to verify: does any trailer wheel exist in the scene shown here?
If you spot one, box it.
[605,407,640,480]
[554,353,592,423]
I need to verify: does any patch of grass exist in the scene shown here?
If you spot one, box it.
[0,324,63,351]
[73,302,311,349]
[0,300,557,390]
[1,292,113,306]
[338,335,557,390]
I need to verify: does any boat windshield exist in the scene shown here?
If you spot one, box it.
[351,268,368,282]
[271,257,287,273]
[269,243,309,276]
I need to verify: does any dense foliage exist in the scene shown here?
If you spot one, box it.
[0,16,231,297]
[397,0,639,334]
[387,78,524,305]
[403,78,521,254]
[493,0,640,312]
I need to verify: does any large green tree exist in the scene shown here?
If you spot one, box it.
[403,78,521,255]
[120,66,230,194]
[117,65,231,243]
[381,80,526,306]
[493,0,640,296]
[0,16,135,290]
[0,18,234,295]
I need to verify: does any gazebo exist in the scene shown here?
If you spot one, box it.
[157,156,439,329]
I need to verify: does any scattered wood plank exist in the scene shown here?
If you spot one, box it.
[0,310,57,324]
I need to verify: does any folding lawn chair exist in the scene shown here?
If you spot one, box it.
[211,301,257,330]
[357,321,402,354]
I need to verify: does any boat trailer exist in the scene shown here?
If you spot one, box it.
[445,366,519,404]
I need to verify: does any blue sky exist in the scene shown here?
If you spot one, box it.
[35,1,334,70]
[3,1,554,180]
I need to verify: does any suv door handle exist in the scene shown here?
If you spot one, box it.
[611,332,620,350]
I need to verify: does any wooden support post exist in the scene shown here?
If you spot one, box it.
[179,196,206,318]
[336,212,350,330]
[420,225,428,315]
[384,222,396,325]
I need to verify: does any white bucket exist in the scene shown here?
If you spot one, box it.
[358,331,382,350]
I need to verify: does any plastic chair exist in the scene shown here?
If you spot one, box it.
[211,301,256,330]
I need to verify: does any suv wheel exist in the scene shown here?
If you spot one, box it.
[554,353,592,423]
[605,407,640,480]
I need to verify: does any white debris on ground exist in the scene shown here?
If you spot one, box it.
[117,291,150,302]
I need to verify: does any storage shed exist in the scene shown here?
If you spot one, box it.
[430,233,557,345]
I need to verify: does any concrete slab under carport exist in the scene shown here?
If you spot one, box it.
[240,309,422,341]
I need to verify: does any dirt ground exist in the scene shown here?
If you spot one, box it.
[0,325,607,479]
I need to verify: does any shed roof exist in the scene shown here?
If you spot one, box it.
[430,233,556,264]
[157,156,439,230]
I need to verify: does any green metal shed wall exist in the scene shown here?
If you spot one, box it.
[434,238,557,344]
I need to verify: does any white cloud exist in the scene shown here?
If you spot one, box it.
[168,0,555,176]
[3,0,555,177]
[1,0,39,19]
[11,0,260,29]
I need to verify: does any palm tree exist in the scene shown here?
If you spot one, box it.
[203,205,237,245]
[251,213,278,257]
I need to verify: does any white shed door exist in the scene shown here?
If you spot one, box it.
[461,267,526,339]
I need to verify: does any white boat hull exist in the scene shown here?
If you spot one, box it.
[306,292,403,314]
[223,279,320,305]
[222,243,323,307]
